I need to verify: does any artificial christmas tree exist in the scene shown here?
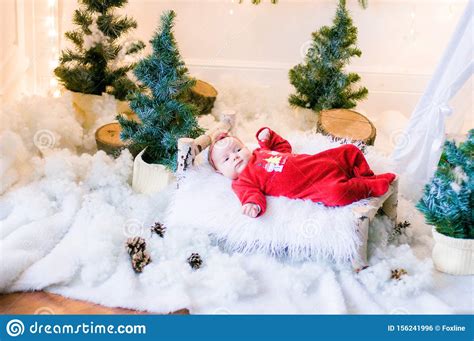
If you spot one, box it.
[55,0,144,128]
[118,10,203,194]
[417,130,473,239]
[55,0,144,99]
[417,129,473,275]
[239,0,367,7]
[289,0,368,113]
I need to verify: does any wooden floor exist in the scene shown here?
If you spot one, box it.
[0,291,188,315]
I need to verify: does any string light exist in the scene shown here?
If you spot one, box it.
[45,16,54,26]
[46,0,60,97]
[448,0,454,19]
[48,60,59,69]
[48,30,58,38]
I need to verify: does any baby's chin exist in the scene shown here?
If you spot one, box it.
[236,159,249,173]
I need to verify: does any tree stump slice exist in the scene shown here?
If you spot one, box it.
[116,100,133,116]
[117,101,141,123]
[189,80,218,115]
[317,109,376,145]
[95,122,127,157]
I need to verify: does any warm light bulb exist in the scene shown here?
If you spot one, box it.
[49,60,59,69]
[53,89,61,98]
[50,78,58,87]
[46,16,54,27]
[448,4,454,17]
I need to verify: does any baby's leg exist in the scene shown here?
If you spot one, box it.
[374,173,397,183]
[320,177,389,206]
[336,145,397,182]
[349,146,375,177]
[333,144,375,178]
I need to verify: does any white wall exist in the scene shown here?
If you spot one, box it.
[2,0,471,132]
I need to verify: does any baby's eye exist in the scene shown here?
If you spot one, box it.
[224,157,229,162]
[237,148,241,152]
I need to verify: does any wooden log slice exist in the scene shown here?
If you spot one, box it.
[95,122,127,158]
[116,100,133,115]
[189,79,218,115]
[317,109,376,145]
[116,101,141,123]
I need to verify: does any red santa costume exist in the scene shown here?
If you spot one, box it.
[231,127,396,216]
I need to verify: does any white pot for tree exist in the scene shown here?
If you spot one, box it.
[70,91,104,129]
[432,228,474,275]
[70,91,135,129]
[132,148,175,195]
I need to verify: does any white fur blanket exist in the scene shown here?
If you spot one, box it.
[0,94,469,314]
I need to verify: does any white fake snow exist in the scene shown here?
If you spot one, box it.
[0,80,472,314]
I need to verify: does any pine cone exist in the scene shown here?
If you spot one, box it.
[131,250,151,273]
[390,268,408,280]
[187,253,203,270]
[389,221,411,242]
[125,236,146,256]
[151,222,166,238]
[125,236,151,273]
[394,221,411,236]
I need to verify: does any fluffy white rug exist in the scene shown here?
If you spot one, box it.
[0,85,472,314]
[166,133,392,263]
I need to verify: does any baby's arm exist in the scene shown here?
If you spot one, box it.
[256,127,292,153]
[232,178,267,218]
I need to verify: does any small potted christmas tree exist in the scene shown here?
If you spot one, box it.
[55,0,144,128]
[117,10,203,194]
[417,129,473,275]
[289,0,372,144]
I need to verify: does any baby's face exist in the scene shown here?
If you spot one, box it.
[211,137,251,179]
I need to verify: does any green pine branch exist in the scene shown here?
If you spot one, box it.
[64,31,84,49]
[72,9,92,34]
[97,14,137,39]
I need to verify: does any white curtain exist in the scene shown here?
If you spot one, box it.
[391,0,473,200]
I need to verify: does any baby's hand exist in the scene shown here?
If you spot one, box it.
[258,128,270,141]
[242,203,260,218]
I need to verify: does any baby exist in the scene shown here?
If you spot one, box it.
[208,127,396,218]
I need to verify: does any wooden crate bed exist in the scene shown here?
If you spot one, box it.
[175,112,398,271]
